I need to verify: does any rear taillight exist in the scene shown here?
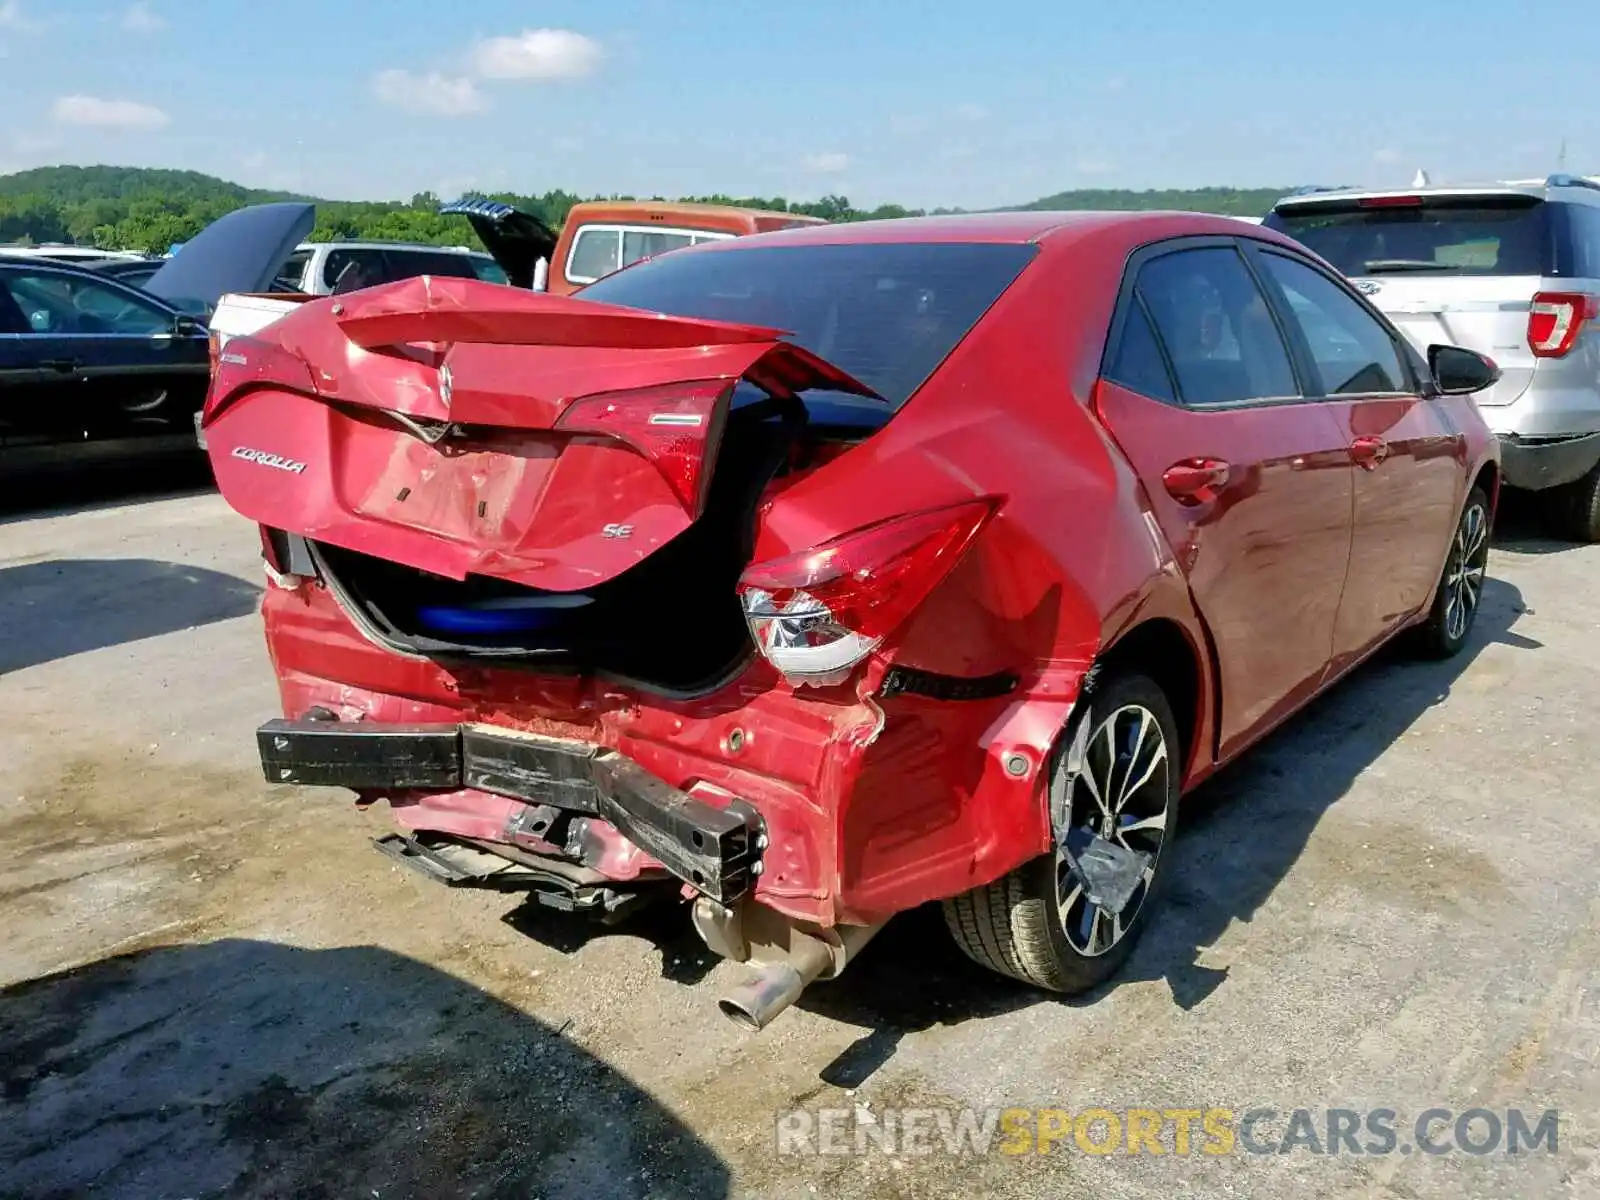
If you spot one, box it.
[737,499,1000,685]
[1528,292,1600,358]
[556,380,730,513]
[203,334,317,422]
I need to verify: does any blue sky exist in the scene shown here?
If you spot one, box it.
[0,0,1594,209]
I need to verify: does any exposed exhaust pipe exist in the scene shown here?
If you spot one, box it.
[716,920,882,1031]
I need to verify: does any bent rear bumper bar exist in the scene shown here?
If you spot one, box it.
[256,718,764,903]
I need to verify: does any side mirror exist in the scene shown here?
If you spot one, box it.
[1429,344,1501,395]
[172,314,204,338]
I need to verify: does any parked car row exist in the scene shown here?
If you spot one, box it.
[199,205,1504,1029]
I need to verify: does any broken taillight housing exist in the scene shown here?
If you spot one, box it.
[1528,292,1600,358]
[737,498,1000,685]
[203,334,318,423]
[556,380,731,514]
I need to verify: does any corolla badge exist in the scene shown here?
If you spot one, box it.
[231,446,308,475]
[1355,279,1383,295]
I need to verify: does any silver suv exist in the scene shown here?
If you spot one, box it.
[1265,174,1600,541]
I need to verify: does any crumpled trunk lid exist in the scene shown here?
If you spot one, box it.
[202,275,880,595]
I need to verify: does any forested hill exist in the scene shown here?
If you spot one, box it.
[0,164,1289,254]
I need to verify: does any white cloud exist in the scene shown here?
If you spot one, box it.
[52,94,170,130]
[1076,158,1116,175]
[471,29,602,81]
[803,152,850,173]
[371,69,488,116]
[1373,147,1402,164]
[954,103,988,122]
[1105,76,1128,92]
[122,2,164,31]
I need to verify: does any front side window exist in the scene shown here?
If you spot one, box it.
[0,268,172,335]
[1135,247,1301,406]
[279,249,313,290]
[1258,252,1409,395]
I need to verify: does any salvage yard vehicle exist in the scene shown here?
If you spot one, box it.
[0,201,312,470]
[441,197,826,294]
[1266,173,1600,540]
[203,212,1500,1028]
[276,239,506,296]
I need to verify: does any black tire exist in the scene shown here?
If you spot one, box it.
[1411,487,1491,660]
[1555,463,1600,543]
[943,670,1180,994]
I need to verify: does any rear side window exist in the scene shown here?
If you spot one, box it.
[324,248,388,292]
[1558,203,1600,278]
[1105,301,1177,404]
[1135,247,1300,406]
[1257,253,1409,395]
[575,241,1038,410]
[567,227,621,283]
[1266,196,1550,277]
[623,229,693,264]
[382,250,483,281]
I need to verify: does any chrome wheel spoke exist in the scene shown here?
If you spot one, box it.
[1119,810,1168,836]
[1055,700,1173,958]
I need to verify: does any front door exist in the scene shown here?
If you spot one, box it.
[1095,241,1355,760]
[1247,246,1465,671]
[1,264,208,447]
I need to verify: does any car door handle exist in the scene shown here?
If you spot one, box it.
[1162,458,1231,505]
[39,358,79,373]
[1350,436,1390,469]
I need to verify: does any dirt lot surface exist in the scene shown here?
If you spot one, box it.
[2,467,1598,1199]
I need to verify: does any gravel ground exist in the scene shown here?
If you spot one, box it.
[1,466,1597,1199]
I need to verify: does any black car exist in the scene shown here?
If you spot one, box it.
[0,202,313,471]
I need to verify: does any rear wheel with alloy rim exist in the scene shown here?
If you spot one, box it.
[1412,487,1490,660]
[943,670,1180,993]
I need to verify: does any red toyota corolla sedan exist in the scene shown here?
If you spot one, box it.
[203,212,1500,1029]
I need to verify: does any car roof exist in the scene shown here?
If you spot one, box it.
[687,209,1286,247]
[565,200,827,224]
[293,241,490,254]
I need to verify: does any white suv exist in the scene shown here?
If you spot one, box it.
[275,241,505,296]
[1266,174,1600,540]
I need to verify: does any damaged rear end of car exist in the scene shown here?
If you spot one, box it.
[206,240,1058,1027]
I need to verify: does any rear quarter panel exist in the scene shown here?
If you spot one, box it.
[743,218,1223,915]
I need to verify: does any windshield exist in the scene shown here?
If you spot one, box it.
[575,241,1038,409]
[1265,196,1550,277]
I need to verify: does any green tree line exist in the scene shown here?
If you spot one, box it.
[0,165,1286,255]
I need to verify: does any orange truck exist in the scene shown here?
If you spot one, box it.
[438,198,826,294]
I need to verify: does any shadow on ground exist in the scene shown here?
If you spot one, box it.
[499,578,1538,1087]
[0,456,215,525]
[0,939,730,1200]
[0,558,261,673]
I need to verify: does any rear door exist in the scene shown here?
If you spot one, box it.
[0,269,56,453]
[1248,244,1463,666]
[1094,239,1355,759]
